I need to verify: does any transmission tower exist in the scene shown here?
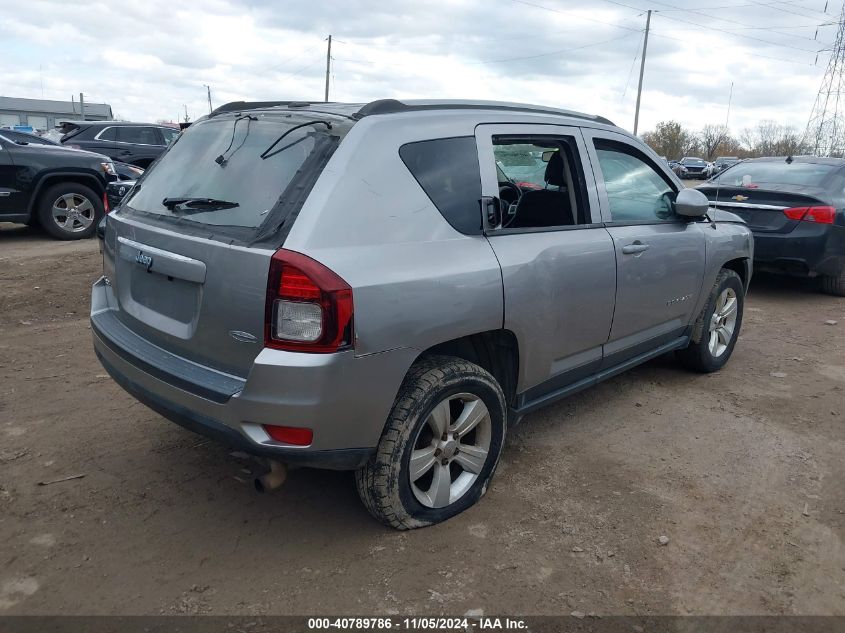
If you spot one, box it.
[805,3,845,156]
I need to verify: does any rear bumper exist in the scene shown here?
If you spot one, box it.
[91,277,418,469]
[752,223,845,277]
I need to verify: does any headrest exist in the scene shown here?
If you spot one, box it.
[544,150,566,187]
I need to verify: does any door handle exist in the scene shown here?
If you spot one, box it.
[622,242,651,255]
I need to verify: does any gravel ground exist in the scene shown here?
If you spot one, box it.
[1,224,843,616]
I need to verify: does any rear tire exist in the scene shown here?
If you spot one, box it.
[37,182,102,240]
[355,355,506,530]
[677,269,744,373]
[821,270,845,296]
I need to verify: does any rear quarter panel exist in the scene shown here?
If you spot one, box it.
[282,113,504,359]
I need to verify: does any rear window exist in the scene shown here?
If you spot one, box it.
[399,136,482,235]
[123,115,342,234]
[714,161,837,188]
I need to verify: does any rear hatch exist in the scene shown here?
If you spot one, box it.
[699,160,838,233]
[105,110,347,377]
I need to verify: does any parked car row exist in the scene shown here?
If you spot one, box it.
[664,156,742,179]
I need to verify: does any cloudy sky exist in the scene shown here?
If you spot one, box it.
[0,0,837,135]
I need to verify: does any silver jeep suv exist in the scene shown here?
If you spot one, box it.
[91,99,753,529]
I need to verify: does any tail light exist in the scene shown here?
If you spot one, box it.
[783,206,836,224]
[264,249,353,353]
[103,192,110,214]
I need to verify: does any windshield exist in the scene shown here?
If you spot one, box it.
[713,161,837,188]
[123,115,342,230]
[682,158,706,166]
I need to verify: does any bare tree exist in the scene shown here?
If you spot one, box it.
[741,120,806,157]
[641,120,696,160]
[699,124,731,160]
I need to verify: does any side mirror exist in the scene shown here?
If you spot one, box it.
[674,188,710,218]
[541,150,555,163]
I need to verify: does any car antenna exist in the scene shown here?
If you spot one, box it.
[709,82,734,230]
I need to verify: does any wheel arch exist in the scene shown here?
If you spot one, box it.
[28,172,105,216]
[414,329,520,410]
[722,257,751,292]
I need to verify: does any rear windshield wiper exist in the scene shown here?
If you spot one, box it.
[260,120,332,160]
[162,197,239,211]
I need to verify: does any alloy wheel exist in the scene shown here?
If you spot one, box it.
[408,393,492,508]
[708,287,738,358]
[52,193,95,233]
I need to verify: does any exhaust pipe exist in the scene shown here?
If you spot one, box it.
[254,460,287,492]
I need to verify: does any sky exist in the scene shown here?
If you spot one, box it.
[0,0,838,136]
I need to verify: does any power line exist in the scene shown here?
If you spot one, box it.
[749,0,834,21]
[620,31,644,102]
[601,0,828,52]
[507,0,643,33]
[506,0,825,66]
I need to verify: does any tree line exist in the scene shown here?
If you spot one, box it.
[641,120,806,161]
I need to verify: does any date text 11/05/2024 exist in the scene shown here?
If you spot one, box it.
[307,617,529,630]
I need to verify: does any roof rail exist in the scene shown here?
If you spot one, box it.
[209,101,314,117]
[353,99,615,126]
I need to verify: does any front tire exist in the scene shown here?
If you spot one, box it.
[356,356,506,530]
[677,269,744,372]
[37,182,102,240]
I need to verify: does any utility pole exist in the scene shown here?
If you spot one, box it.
[324,34,332,103]
[632,9,651,136]
[205,84,213,113]
[79,92,85,121]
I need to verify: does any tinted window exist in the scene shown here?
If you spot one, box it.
[399,136,482,234]
[713,161,837,188]
[97,127,118,141]
[124,116,341,230]
[160,127,180,144]
[595,140,676,223]
[5,131,57,145]
[119,126,161,145]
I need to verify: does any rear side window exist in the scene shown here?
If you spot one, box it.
[159,127,180,144]
[97,127,118,141]
[400,136,482,235]
[119,126,161,145]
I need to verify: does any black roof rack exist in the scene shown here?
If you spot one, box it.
[353,99,615,126]
[209,101,316,117]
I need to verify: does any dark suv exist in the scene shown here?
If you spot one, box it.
[0,130,115,239]
[59,121,180,168]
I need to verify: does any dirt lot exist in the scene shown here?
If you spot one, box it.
[1,223,844,616]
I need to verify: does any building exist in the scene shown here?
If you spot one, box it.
[0,96,113,131]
